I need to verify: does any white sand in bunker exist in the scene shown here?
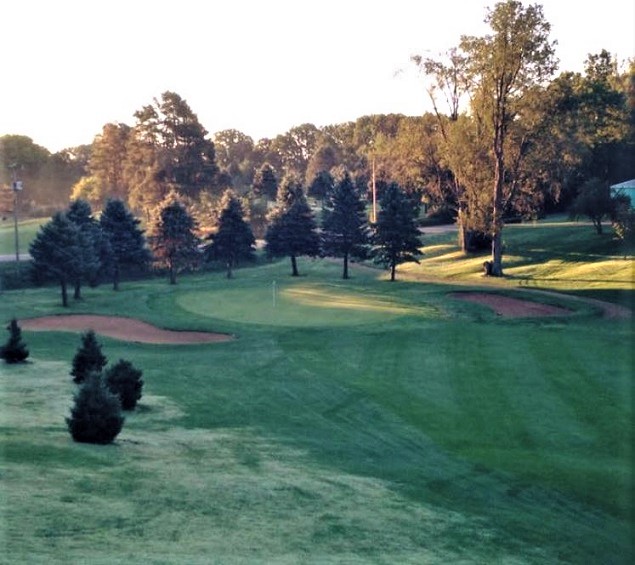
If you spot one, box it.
[450,292,572,318]
[19,315,234,344]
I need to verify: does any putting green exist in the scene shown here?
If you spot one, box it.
[177,282,437,326]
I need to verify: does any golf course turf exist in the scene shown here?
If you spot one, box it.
[1,223,632,563]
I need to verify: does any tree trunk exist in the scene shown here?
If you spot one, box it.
[169,264,176,285]
[490,231,504,276]
[291,255,299,276]
[113,265,120,291]
[226,261,233,279]
[490,133,505,277]
[343,252,349,279]
[74,280,81,300]
[457,208,469,254]
[390,262,396,281]
[60,279,68,307]
[593,219,603,235]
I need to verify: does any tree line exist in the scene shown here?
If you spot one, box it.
[3,0,633,274]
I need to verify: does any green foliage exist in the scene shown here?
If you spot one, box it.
[0,318,29,363]
[204,190,255,278]
[265,190,320,276]
[71,330,107,384]
[66,373,124,444]
[28,212,87,306]
[612,196,635,243]
[1,253,631,562]
[569,177,615,234]
[99,199,150,290]
[66,199,106,296]
[307,169,335,202]
[251,162,278,200]
[321,172,369,278]
[372,183,423,281]
[150,196,200,284]
[104,359,143,411]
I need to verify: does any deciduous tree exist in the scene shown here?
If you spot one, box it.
[460,0,557,275]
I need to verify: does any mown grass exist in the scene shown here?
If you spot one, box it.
[413,218,634,310]
[0,217,45,256]
[0,219,633,563]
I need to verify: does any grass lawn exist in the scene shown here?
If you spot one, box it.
[0,220,633,563]
[0,217,45,256]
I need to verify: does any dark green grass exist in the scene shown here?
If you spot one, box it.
[1,257,632,563]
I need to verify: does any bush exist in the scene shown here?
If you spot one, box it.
[66,373,124,444]
[1,318,29,363]
[71,330,107,384]
[105,359,144,410]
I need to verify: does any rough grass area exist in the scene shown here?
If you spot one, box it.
[414,218,634,308]
[0,220,633,564]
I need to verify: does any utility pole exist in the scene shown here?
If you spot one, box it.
[371,155,377,224]
[10,164,22,262]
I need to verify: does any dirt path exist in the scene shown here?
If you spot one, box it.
[20,315,234,344]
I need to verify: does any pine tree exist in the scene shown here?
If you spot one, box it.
[372,182,423,281]
[265,189,320,277]
[150,195,201,284]
[321,172,369,279]
[0,318,29,364]
[105,359,144,411]
[66,198,104,298]
[71,330,107,384]
[204,190,255,278]
[29,212,86,307]
[66,373,124,444]
[252,163,278,201]
[100,199,151,290]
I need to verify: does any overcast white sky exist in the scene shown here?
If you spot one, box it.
[1,0,633,153]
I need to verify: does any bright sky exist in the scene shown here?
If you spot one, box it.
[1,0,633,153]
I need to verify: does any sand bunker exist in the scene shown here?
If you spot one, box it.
[450,292,571,318]
[19,315,234,344]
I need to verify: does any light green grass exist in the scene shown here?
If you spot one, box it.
[0,225,633,563]
[0,217,45,255]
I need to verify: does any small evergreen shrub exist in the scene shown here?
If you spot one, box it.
[66,373,124,444]
[71,330,107,384]
[1,318,29,363]
[105,359,144,410]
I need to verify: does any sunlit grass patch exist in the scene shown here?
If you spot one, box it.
[178,281,438,327]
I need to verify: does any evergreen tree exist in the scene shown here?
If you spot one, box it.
[66,199,104,298]
[265,189,320,276]
[321,173,369,279]
[150,195,200,284]
[105,359,144,411]
[0,318,29,364]
[29,212,86,307]
[307,170,335,203]
[100,199,151,290]
[71,330,107,384]
[252,162,278,200]
[66,373,124,444]
[371,182,423,281]
[204,190,256,278]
